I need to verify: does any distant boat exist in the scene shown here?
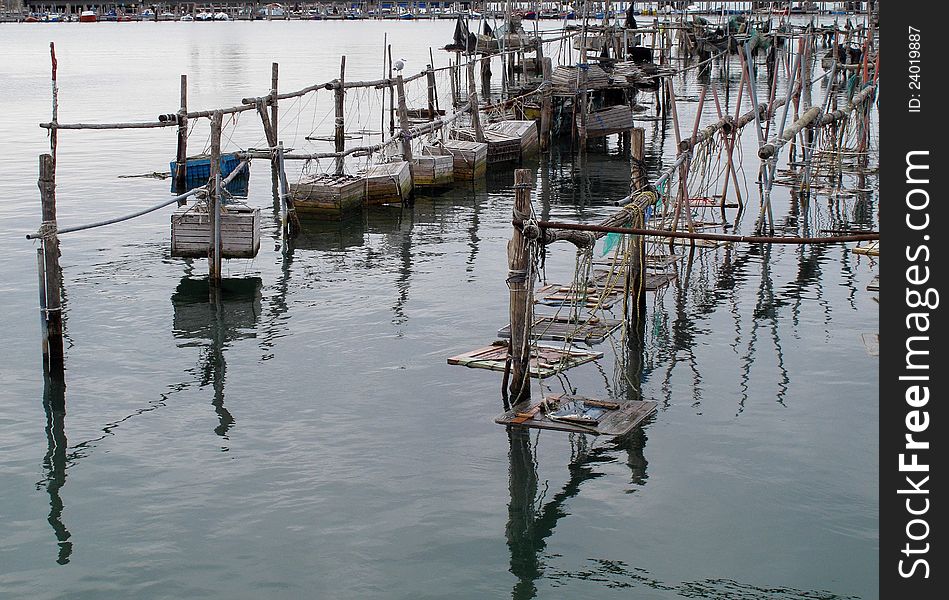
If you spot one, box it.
[196,12,212,21]
[180,14,194,21]
[214,12,230,21]
[79,10,97,22]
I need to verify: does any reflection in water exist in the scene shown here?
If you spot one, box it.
[172,276,263,443]
[506,427,649,599]
[40,375,71,565]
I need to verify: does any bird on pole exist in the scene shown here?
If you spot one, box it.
[393,57,407,72]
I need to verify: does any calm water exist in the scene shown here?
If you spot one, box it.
[0,19,878,599]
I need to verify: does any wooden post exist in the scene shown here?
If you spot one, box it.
[449,58,458,109]
[626,130,646,320]
[481,52,492,99]
[508,169,534,404]
[38,154,64,378]
[270,63,279,142]
[426,64,436,122]
[175,74,188,197]
[270,62,280,196]
[395,74,414,161]
[540,57,552,152]
[629,128,646,191]
[467,59,485,143]
[208,111,223,284]
[578,66,588,148]
[335,56,346,175]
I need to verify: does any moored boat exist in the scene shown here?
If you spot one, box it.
[79,10,97,22]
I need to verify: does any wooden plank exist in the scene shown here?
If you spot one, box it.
[853,241,879,256]
[495,394,658,436]
[867,274,879,292]
[447,343,603,379]
[497,314,623,345]
[534,283,623,309]
[861,333,879,357]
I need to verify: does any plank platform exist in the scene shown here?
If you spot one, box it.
[861,333,879,357]
[867,274,879,292]
[853,241,879,257]
[592,269,678,292]
[447,342,603,378]
[497,314,623,345]
[534,283,623,309]
[594,254,683,270]
[495,394,658,436]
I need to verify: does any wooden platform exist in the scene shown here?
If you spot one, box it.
[290,173,366,218]
[592,269,678,292]
[497,314,623,345]
[585,106,635,138]
[422,140,487,180]
[853,241,879,257]
[534,283,623,309]
[453,127,522,164]
[595,254,683,270]
[171,203,260,259]
[447,342,603,379]
[867,274,879,292]
[410,154,453,188]
[495,394,658,436]
[365,161,413,205]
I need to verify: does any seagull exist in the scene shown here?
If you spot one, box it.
[393,58,406,72]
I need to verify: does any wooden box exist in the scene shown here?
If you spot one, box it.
[171,204,260,259]
[411,154,454,187]
[290,174,367,218]
[365,160,414,205]
[422,140,488,180]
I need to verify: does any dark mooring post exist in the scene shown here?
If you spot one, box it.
[426,63,436,122]
[38,154,64,378]
[175,74,188,197]
[626,128,647,320]
[208,111,223,285]
[335,56,347,175]
[540,57,552,152]
[508,169,534,404]
[467,59,485,143]
[395,73,414,161]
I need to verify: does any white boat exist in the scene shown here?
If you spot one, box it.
[214,12,230,21]
[180,14,194,21]
[196,12,212,21]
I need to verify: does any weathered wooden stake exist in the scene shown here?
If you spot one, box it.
[508,169,534,404]
[395,73,414,161]
[335,56,347,175]
[175,74,189,197]
[270,63,280,195]
[467,59,485,143]
[208,111,223,284]
[626,130,646,321]
[426,64,436,122]
[540,57,553,152]
[38,154,64,378]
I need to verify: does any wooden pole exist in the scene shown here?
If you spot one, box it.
[389,45,396,135]
[208,111,223,284]
[426,64,436,122]
[175,74,189,197]
[335,56,347,175]
[270,62,280,197]
[626,128,646,321]
[395,73,414,161]
[540,57,552,152]
[508,169,534,404]
[38,154,64,378]
[467,59,485,143]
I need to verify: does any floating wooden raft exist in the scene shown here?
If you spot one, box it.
[551,64,611,95]
[535,283,623,309]
[853,241,879,257]
[453,127,521,164]
[290,173,367,218]
[496,394,658,436]
[592,269,678,292]
[410,154,454,188]
[422,140,488,180]
[171,203,260,259]
[497,314,623,345]
[585,106,635,138]
[447,342,603,378]
[488,120,539,157]
[364,161,413,205]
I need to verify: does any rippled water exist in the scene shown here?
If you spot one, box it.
[0,19,878,599]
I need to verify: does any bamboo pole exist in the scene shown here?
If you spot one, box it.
[335,56,347,175]
[175,74,189,197]
[38,154,64,378]
[508,169,534,404]
[395,73,414,161]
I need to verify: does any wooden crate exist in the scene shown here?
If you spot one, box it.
[290,174,367,218]
[365,161,413,205]
[489,120,539,157]
[411,154,454,187]
[422,140,487,180]
[585,105,635,138]
[453,127,521,164]
[171,204,260,259]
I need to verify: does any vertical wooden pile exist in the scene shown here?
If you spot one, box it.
[508,169,534,404]
[37,154,64,378]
